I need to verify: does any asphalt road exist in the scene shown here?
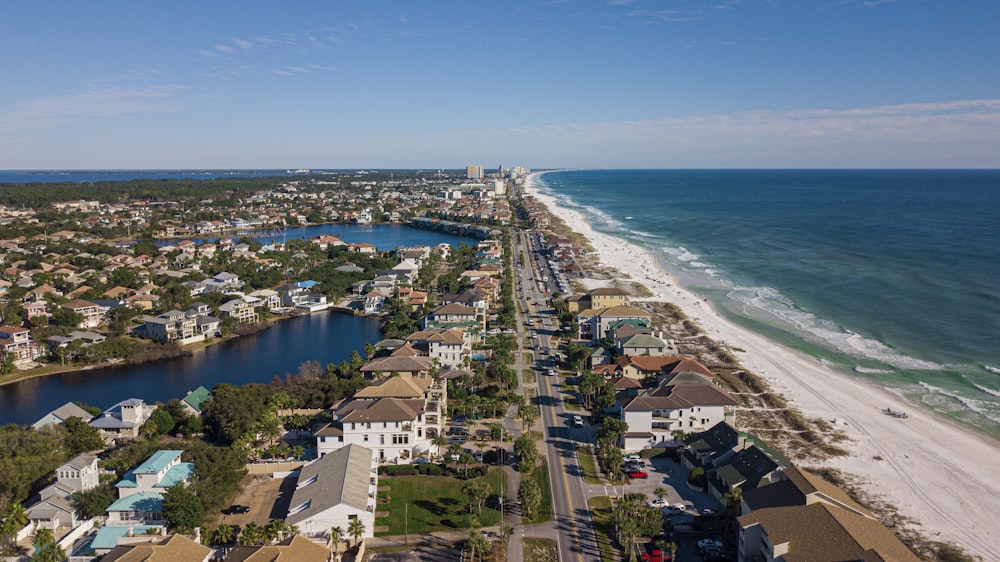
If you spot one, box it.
[515,228,602,562]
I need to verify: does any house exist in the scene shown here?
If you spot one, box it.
[32,402,94,429]
[26,453,100,530]
[247,288,282,311]
[619,333,675,357]
[0,324,45,363]
[225,534,333,561]
[181,386,212,417]
[105,492,167,526]
[199,271,244,294]
[423,302,481,333]
[741,466,873,519]
[316,375,445,462]
[90,398,156,440]
[286,444,378,540]
[620,384,738,450]
[404,328,470,368]
[359,355,435,378]
[99,534,212,562]
[709,441,791,499]
[589,287,631,309]
[115,450,194,498]
[136,310,199,343]
[577,306,652,342]
[219,298,260,323]
[737,502,920,562]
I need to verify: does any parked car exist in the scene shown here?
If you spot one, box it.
[227,505,250,515]
[573,415,584,427]
[413,458,432,465]
[447,435,467,444]
[447,426,469,436]
[698,538,724,551]
[450,416,467,426]
[626,470,648,479]
[646,498,670,508]
[662,504,687,516]
[474,451,484,462]
[624,453,642,463]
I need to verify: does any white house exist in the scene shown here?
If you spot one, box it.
[286,444,378,539]
[620,384,737,451]
[26,453,100,530]
[315,375,445,462]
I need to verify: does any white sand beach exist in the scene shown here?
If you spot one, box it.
[525,173,1000,561]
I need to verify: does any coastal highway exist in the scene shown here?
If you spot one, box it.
[514,229,601,561]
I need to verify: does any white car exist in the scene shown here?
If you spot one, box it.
[573,415,584,427]
[646,498,670,508]
[624,454,642,463]
[662,504,687,516]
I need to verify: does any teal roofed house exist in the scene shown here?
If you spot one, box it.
[90,525,162,555]
[115,450,194,499]
[105,492,165,527]
[181,386,211,416]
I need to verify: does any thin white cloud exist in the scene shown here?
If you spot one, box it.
[0,84,190,133]
[215,44,236,54]
[232,37,254,50]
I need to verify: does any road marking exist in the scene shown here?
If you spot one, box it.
[540,372,585,562]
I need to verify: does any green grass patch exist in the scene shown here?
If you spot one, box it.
[642,447,667,459]
[577,445,604,485]
[523,461,554,525]
[589,496,617,562]
[523,537,558,562]
[375,469,505,535]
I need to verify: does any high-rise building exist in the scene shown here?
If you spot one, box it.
[466,165,483,180]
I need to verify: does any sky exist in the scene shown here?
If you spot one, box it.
[1,0,998,169]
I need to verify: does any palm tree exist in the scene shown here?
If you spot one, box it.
[654,487,668,502]
[348,518,365,548]
[1,502,28,555]
[31,527,65,562]
[214,523,235,545]
[329,525,345,552]
[433,434,448,460]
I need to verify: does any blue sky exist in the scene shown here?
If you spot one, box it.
[2,0,998,169]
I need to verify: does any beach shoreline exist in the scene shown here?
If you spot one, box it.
[524,172,1000,560]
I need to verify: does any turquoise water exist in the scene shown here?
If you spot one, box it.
[533,170,1000,436]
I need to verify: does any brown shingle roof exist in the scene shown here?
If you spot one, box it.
[738,502,920,562]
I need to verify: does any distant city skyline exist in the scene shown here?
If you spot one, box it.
[2,1,998,169]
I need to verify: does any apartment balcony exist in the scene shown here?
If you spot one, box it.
[401,423,413,432]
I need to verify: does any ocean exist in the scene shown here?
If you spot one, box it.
[532,170,1000,437]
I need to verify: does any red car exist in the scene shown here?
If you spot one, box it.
[626,470,648,479]
[641,549,671,562]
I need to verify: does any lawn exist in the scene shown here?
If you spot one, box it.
[523,537,558,562]
[375,469,507,535]
[577,445,604,485]
[522,461,553,525]
[589,496,617,562]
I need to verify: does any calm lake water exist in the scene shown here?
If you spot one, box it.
[0,223,478,425]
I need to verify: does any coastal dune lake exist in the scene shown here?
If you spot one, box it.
[0,302,383,425]
[0,222,477,425]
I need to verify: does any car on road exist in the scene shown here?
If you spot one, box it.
[626,470,648,479]
[226,505,250,515]
[662,504,687,516]
[573,415,584,427]
[646,498,670,508]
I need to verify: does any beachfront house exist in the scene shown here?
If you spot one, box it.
[286,444,378,540]
[619,383,738,450]
[576,305,652,342]
[737,502,920,562]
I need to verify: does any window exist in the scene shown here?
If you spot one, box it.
[363,435,369,442]
[348,514,358,521]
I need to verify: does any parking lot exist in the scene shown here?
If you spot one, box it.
[218,474,295,528]
[601,454,733,560]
